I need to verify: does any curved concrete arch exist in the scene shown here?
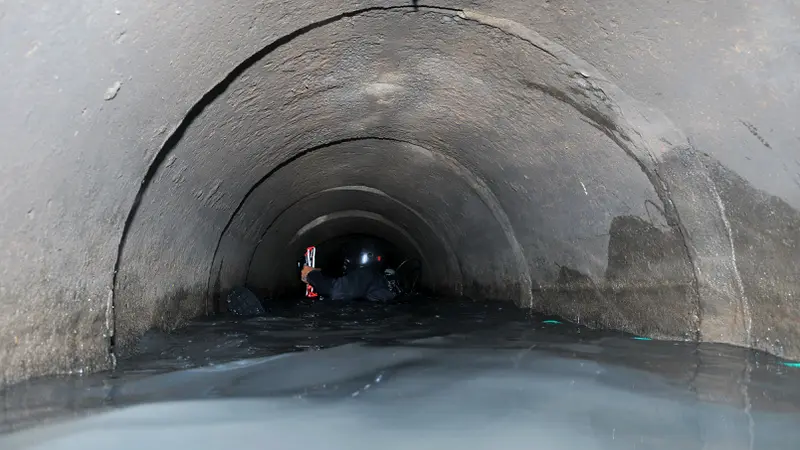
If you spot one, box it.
[184,7,692,326]
[114,9,663,352]
[1,0,798,384]
[122,6,687,349]
[458,11,751,347]
[290,211,424,251]
[206,135,498,305]
[206,135,528,310]
[112,5,463,314]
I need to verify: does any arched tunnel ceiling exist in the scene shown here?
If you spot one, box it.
[219,138,524,303]
[115,9,677,351]
[1,0,798,384]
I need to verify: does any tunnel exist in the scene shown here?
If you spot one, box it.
[1,0,799,385]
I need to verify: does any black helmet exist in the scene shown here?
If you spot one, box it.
[342,239,384,273]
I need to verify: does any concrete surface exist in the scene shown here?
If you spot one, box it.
[0,0,798,383]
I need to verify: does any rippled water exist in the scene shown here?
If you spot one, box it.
[124,298,548,372]
[2,297,800,449]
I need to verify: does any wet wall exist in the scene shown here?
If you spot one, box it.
[0,0,798,384]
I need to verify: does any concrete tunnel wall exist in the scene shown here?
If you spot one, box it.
[0,0,798,384]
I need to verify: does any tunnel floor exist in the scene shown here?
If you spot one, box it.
[3,298,800,447]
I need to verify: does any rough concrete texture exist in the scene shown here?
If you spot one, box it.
[0,0,798,383]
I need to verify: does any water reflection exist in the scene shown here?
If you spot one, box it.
[2,298,800,449]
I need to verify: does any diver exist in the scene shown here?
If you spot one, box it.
[300,242,397,302]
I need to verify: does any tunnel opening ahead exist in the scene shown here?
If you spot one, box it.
[300,234,407,280]
[94,4,799,381]
[110,7,713,358]
[244,232,421,303]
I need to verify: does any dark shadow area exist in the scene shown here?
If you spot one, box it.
[248,230,422,301]
[301,234,404,279]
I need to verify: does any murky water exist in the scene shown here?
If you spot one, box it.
[2,297,800,449]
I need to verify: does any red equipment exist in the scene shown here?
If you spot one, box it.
[304,246,318,298]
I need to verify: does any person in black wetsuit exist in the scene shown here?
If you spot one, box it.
[300,244,396,302]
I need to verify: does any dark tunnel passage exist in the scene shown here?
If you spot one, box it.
[1,1,799,385]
